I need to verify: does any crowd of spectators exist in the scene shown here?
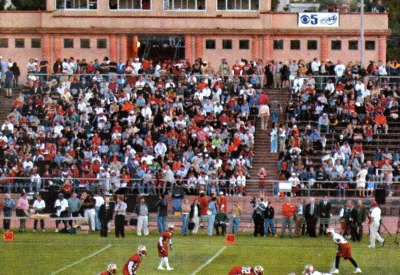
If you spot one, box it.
[276,57,400,198]
[0,55,275,197]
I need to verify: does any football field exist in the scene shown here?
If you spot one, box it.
[0,229,399,275]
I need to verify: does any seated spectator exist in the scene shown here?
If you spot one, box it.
[373,111,388,134]
[214,206,229,236]
[317,113,329,134]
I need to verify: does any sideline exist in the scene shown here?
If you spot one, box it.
[49,244,112,275]
[190,246,226,275]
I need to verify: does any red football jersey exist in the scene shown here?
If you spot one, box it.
[228,266,256,275]
[158,230,173,257]
[122,253,142,275]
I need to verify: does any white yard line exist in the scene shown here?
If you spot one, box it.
[190,246,226,275]
[49,244,112,275]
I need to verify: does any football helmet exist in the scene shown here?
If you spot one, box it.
[326,228,335,236]
[254,265,264,275]
[304,264,314,274]
[138,245,147,256]
[107,263,117,274]
[168,223,175,231]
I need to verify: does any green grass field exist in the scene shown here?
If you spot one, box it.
[0,229,399,275]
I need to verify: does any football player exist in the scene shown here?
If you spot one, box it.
[157,223,174,271]
[302,264,331,275]
[326,228,361,274]
[97,263,117,275]
[122,245,147,275]
[228,265,264,275]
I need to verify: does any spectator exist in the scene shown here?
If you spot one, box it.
[155,194,168,234]
[281,197,295,238]
[214,206,229,236]
[2,193,15,232]
[135,196,149,236]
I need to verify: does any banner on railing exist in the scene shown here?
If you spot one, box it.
[298,13,339,27]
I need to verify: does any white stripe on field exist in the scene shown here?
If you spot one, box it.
[190,246,226,275]
[49,244,112,275]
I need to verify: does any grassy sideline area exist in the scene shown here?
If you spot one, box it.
[0,229,399,275]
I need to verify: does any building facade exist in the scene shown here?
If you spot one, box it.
[0,0,391,76]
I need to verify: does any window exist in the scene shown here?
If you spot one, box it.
[273,40,283,50]
[331,40,341,50]
[217,0,259,10]
[80,39,90,49]
[348,40,358,50]
[15,38,25,48]
[290,40,300,50]
[307,40,317,50]
[222,39,232,50]
[239,40,250,50]
[165,0,205,10]
[205,40,216,49]
[31,39,41,48]
[64,38,74,48]
[0,38,8,48]
[97,39,107,49]
[56,0,97,9]
[110,0,151,10]
[365,40,376,50]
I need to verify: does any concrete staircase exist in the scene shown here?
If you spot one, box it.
[248,89,290,196]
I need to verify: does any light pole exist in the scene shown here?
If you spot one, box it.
[360,0,365,68]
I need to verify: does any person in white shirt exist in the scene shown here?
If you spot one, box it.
[141,104,152,118]
[93,193,105,231]
[334,60,346,82]
[154,141,167,160]
[55,193,69,233]
[32,194,46,232]
[368,201,385,248]
[356,165,368,197]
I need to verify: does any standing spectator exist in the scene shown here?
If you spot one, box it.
[356,199,367,242]
[67,192,82,229]
[10,62,20,88]
[189,198,201,234]
[99,195,114,238]
[252,197,266,237]
[269,99,282,124]
[197,191,208,228]
[54,193,69,233]
[228,201,242,236]
[326,228,362,274]
[258,168,267,198]
[2,193,15,232]
[207,197,218,236]
[181,198,191,236]
[294,198,304,237]
[122,246,147,275]
[339,200,352,238]
[157,224,175,271]
[356,164,368,197]
[135,197,149,236]
[319,196,331,235]
[114,195,127,238]
[94,192,105,231]
[32,194,46,232]
[3,64,14,98]
[82,191,96,232]
[270,123,278,153]
[16,192,29,232]
[155,194,168,234]
[368,201,385,248]
[334,60,346,83]
[281,198,295,238]
[305,197,319,237]
[264,200,277,237]
[375,0,386,13]
[258,103,270,131]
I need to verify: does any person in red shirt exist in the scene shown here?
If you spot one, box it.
[228,265,264,275]
[218,191,228,213]
[231,60,243,76]
[122,246,147,275]
[97,263,117,275]
[157,224,175,271]
[281,197,295,238]
[373,112,388,134]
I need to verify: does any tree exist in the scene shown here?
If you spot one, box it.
[11,0,46,10]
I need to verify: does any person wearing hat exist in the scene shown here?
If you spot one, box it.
[218,191,228,213]
[367,201,385,248]
[55,192,69,233]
